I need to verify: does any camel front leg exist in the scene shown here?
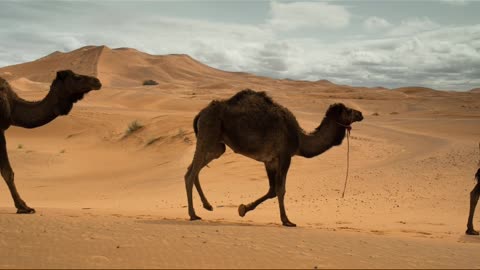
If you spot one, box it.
[239,162,276,217]
[466,183,479,235]
[276,157,295,227]
[0,131,35,214]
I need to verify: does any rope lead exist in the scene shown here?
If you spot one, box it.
[341,129,350,198]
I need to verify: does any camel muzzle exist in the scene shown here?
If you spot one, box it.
[354,111,364,122]
[90,78,102,90]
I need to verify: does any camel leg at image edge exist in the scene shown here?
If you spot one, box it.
[466,183,479,235]
[239,162,277,217]
[0,131,35,214]
[276,157,296,227]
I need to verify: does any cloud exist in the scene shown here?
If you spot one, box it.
[388,17,440,37]
[252,42,290,74]
[363,16,392,32]
[255,22,480,90]
[1,2,479,91]
[268,1,350,31]
[441,0,469,5]
[324,25,480,90]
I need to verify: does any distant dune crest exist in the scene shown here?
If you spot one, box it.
[0,45,477,93]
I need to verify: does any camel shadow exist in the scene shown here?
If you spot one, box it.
[136,218,284,228]
[458,235,480,244]
[0,208,31,215]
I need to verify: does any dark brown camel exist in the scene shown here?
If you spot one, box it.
[184,89,363,226]
[0,70,101,213]
[466,168,480,235]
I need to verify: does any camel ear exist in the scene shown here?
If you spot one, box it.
[326,103,345,118]
[56,70,72,80]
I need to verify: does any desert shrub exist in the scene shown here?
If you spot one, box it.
[143,80,159,86]
[125,120,143,136]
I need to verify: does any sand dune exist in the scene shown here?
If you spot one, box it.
[470,88,480,93]
[0,46,479,268]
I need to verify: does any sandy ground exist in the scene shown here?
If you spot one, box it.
[0,46,480,268]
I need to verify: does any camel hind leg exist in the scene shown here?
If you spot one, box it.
[0,131,35,214]
[466,182,480,235]
[185,108,224,221]
[186,143,226,212]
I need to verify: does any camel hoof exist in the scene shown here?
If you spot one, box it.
[238,204,247,217]
[203,203,213,211]
[17,207,35,214]
[466,228,479,235]
[282,221,297,227]
[189,215,202,221]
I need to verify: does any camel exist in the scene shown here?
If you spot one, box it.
[466,168,480,235]
[184,89,363,226]
[0,70,101,213]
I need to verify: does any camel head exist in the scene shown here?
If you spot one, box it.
[54,70,102,101]
[326,103,363,126]
[52,70,102,115]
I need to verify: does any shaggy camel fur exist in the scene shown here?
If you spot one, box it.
[185,89,363,226]
[0,70,101,213]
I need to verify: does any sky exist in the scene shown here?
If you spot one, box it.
[0,0,479,91]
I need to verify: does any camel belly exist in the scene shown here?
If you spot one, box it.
[222,134,279,162]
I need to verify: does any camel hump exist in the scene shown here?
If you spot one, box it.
[226,89,274,106]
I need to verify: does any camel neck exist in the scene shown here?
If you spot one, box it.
[297,118,346,158]
[10,88,61,129]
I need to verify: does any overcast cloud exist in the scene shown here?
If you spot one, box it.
[0,0,479,91]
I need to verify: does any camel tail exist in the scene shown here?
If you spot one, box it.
[193,113,200,137]
[476,168,480,183]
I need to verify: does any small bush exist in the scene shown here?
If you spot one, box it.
[177,128,186,138]
[125,120,143,136]
[170,128,192,144]
[143,80,159,86]
[17,144,23,149]
[372,112,379,116]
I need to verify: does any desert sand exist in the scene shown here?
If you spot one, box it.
[0,45,479,268]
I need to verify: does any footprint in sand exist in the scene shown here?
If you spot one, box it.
[88,255,110,265]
